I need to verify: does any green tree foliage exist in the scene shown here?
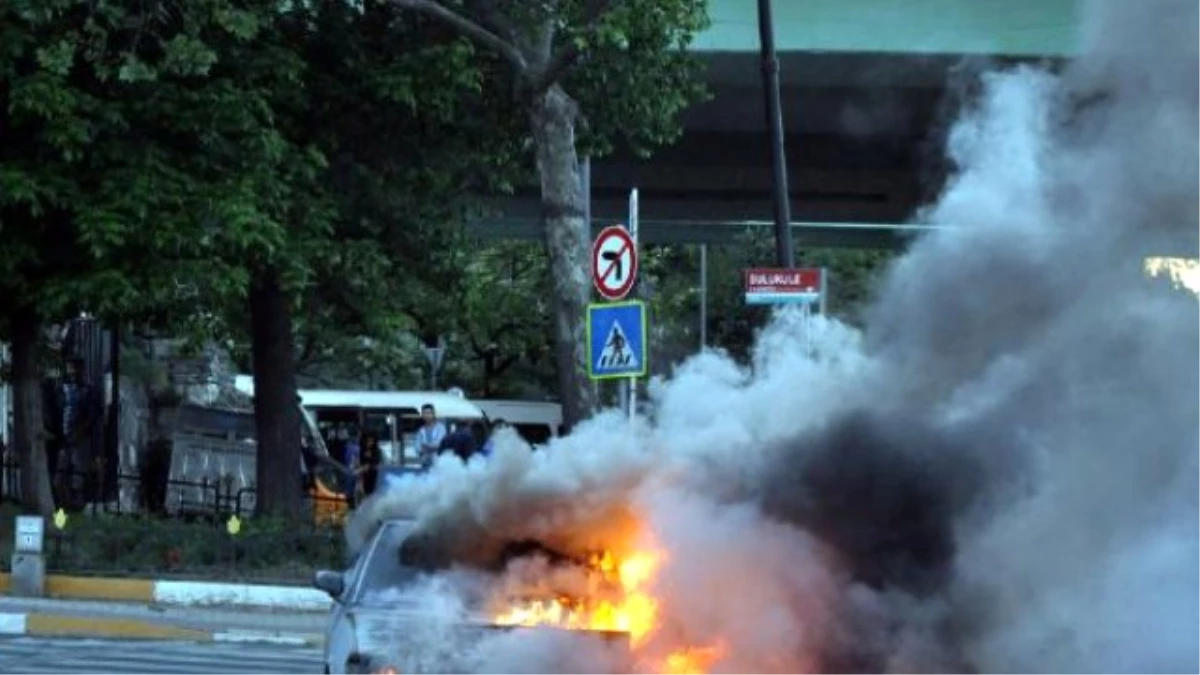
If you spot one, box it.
[637,235,897,369]
[411,235,895,401]
[442,239,555,397]
[214,2,528,517]
[0,0,497,517]
[282,0,522,371]
[0,0,306,514]
[2,0,321,319]
[289,235,559,401]
[387,0,710,428]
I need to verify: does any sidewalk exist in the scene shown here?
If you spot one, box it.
[0,595,326,645]
[0,571,331,645]
[0,572,331,610]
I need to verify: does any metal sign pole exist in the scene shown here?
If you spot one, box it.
[627,188,639,419]
[803,301,812,355]
[582,156,599,405]
[617,366,629,412]
[819,267,828,317]
[699,243,708,349]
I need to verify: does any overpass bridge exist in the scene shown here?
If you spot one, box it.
[469,0,1083,249]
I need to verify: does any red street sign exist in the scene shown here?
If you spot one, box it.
[592,225,638,301]
[744,268,822,294]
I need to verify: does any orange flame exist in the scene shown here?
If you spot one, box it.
[491,545,725,673]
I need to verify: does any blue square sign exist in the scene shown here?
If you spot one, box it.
[586,301,648,380]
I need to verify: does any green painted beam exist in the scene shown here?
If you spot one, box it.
[693,0,1081,57]
[466,218,933,250]
[465,218,1198,257]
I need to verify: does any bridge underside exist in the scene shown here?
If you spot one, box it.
[468,52,1051,249]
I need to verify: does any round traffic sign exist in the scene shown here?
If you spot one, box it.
[591,225,638,300]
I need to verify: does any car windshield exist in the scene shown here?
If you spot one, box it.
[351,520,434,606]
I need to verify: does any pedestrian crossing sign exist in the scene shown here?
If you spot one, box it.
[586,300,648,380]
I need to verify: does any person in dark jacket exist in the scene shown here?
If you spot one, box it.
[55,357,100,509]
[479,419,507,458]
[438,424,478,463]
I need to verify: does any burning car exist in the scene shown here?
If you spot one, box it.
[313,518,633,674]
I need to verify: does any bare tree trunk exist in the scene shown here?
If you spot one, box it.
[528,84,597,429]
[248,265,303,520]
[10,307,56,516]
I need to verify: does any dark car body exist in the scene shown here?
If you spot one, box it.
[314,519,629,674]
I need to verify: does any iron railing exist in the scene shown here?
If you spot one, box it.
[0,457,351,522]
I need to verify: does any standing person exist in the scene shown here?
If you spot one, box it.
[356,431,381,500]
[415,404,447,469]
[56,357,99,510]
[438,423,478,463]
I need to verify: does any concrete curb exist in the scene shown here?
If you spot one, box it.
[0,611,324,646]
[0,573,330,610]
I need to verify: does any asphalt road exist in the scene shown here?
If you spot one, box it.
[0,636,323,674]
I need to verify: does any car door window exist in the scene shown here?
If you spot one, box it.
[339,543,372,602]
[351,520,427,606]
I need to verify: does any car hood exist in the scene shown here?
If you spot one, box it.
[350,605,500,642]
[348,606,510,673]
[348,606,630,672]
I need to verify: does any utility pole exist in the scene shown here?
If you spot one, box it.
[581,155,600,406]
[699,244,708,348]
[757,0,795,268]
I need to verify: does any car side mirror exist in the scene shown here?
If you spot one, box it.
[313,569,345,599]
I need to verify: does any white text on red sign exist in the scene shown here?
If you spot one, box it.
[744,268,822,293]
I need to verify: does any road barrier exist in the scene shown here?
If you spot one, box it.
[0,572,331,610]
[0,609,323,645]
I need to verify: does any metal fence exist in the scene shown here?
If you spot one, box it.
[0,457,349,523]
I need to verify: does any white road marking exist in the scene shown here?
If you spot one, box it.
[0,635,322,674]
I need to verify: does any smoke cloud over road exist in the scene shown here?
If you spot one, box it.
[349,0,1198,671]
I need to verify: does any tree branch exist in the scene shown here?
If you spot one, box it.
[535,16,556,64]
[494,353,518,375]
[297,329,319,366]
[472,0,523,52]
[388,0,528,72]
[531,0,614,92]
[467,330,487,359]
[491,319,521,342]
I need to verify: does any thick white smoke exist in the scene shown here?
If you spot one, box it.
[349,0,1198,671]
